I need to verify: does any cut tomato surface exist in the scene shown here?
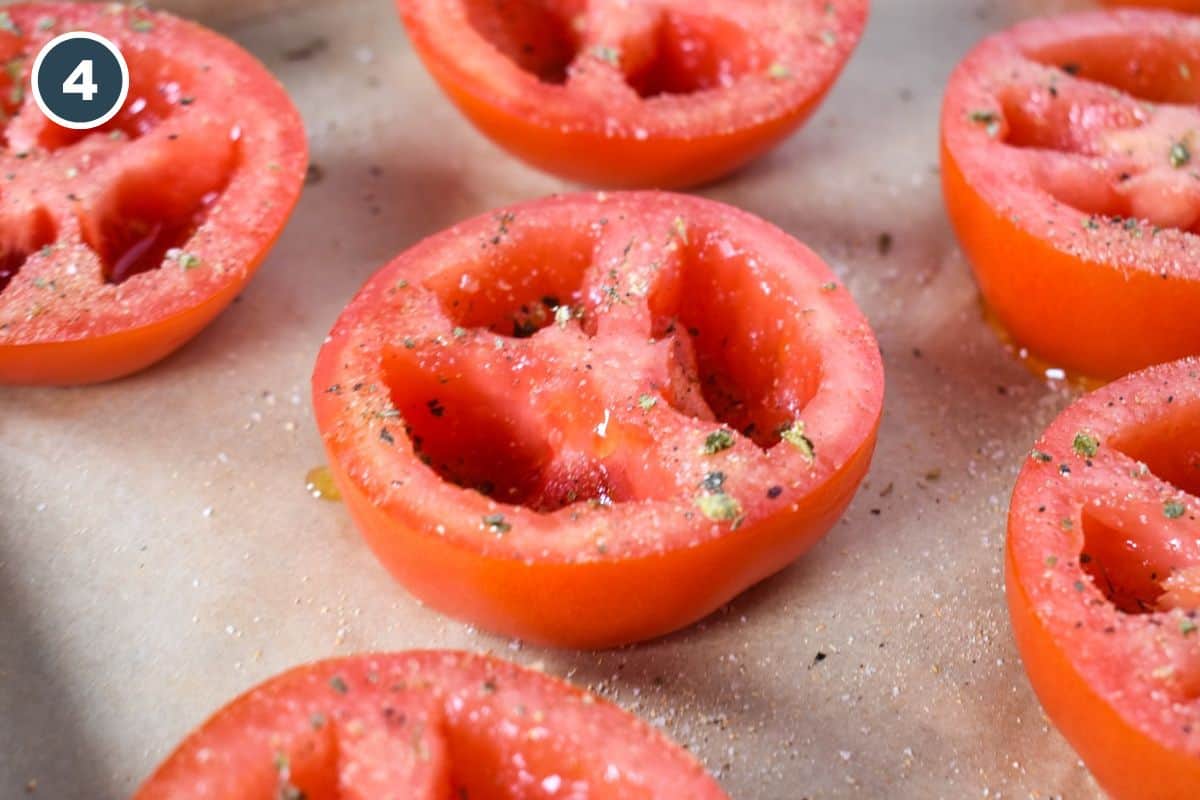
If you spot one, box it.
[134,650,728,799]
[0,3,306,385]
[941,10,1200,381]
[396,0,867,188]
[312,192,883,648]
[1007,357,1200,800]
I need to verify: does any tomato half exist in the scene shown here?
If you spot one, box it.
[0,3,306,385]
[1007,357,1200,799]
[941,10,1200,382]
[395,0,868,188]
[312,192,883,648]
[134,650,728,799]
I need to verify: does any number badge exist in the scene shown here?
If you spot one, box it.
[31,31,130,130]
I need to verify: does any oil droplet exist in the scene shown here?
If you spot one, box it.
[305,465,342,502]
[980,300,1105,391]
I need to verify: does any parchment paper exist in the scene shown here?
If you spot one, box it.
[0,0,1112,797]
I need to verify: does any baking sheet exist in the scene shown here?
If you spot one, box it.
[0,0,1111,797]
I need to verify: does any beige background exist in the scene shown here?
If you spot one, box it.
[0,0,1111,797]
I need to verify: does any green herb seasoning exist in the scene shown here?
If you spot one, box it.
[703,429,735,455]
[1170,140,1191,169]
[1031,450,1053,463]
[1182,618,1198,636]
[591,45,620,66]
[671,216,688,245]
[1072,432,1099,458]
[329,675,348,694]
[968,109,1000,137]
[1164,500,1187,519]
[781,420,816,463]
[767,62,791,80]
[175,251,201,270]
[637,394,657,411]
[696,492,741,522]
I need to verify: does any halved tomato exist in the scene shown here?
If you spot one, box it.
[1007,357,1200,800]
[312,192,883,648]
[396,0,868,188]
[941,10,1200,381]
[0,3,306,385]
[134,650,729,799]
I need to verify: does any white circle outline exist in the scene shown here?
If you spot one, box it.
[31,31,130,131]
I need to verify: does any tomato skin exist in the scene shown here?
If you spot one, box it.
[1007,546,1200,800]
[941,136,1200,381]
[396,0,868,188]
[328,427,877,648]
[0,4,306,385]
[312,191,883,648]
[134,651,729,799]
[1006,357,1200,799]
[940,10,1200,381]
[1101,0,1200,10]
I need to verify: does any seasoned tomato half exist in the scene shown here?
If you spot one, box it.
[312,192,883,648]
[942,10,1200,381]
[134,650,729,799]
[0,3,306,385]
[396,0,868,188]
[1007,357,1200,800]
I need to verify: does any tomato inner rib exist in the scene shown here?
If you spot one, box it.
[992,43,1200,232]
[0,37,236,292]
[385,210,820,514]
[1050,417,1200,699]
[463,0,773,99]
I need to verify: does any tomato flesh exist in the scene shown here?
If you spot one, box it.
[0,3,306,385]
[941,10,1200,381]
[1007,357,1200,799]
[1101,0,1200,11]
[312,191,883,648]
[133,650,728,799]
[396,0,868,188]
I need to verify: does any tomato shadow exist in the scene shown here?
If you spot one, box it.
[0,519,114,797]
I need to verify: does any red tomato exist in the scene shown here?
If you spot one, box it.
[134,650,729,799]
[941,10,1200,382]
[1102,0,1200,10]
[1007,357,1200,800]
[0,3,306,385]
[312,192,883,648]
[396,0,868,188]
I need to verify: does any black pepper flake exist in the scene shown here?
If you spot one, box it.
[380,427,395,445]
[483,513,511,534]
[427,399,445,417]
[767,485,783,500]
[877,232,893,256]
[329,675,349,694]
[700,471,726,493]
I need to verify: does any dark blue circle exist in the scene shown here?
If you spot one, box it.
[35,35,125,126]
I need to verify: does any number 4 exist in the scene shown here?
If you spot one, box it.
[63,60,98,102]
